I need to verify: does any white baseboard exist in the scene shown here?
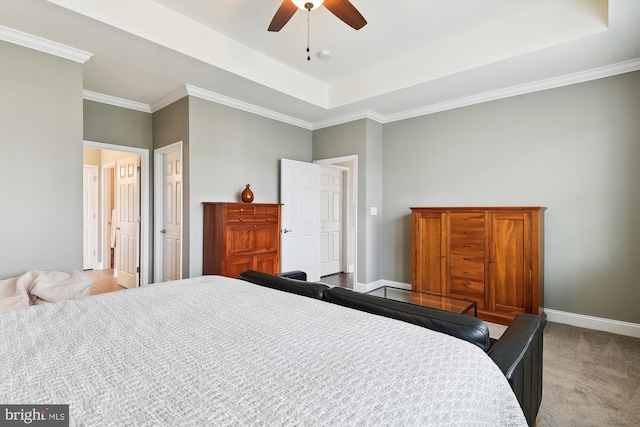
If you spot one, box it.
[544,309,640,338]
[354,280,640,339]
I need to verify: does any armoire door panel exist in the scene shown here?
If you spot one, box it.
[490,213,532,314]
[254,225,280,252]
[222,256,254,279]
[412,212,446,295]
[227,226,256,254]
[256,252,280,274]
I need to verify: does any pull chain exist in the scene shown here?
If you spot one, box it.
[306,9,311,61]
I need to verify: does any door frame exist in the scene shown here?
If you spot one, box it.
[154,141,183,283]
[319,164,348,277]
[82,164,98,270]
[83,140,150,286]
[100,162,115,270]
[314,155,358,288]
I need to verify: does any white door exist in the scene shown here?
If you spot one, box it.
[82,165,98,270]
[115,155,139,288]
[161,149,182,281]
[319,167,343,277]
[280,159,320,282]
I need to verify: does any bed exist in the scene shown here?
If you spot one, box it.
[0,275,527,426]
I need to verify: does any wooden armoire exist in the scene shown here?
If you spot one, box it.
[203,202,281,278]
[410,206,545,325]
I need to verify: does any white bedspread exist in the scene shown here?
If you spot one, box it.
[0,275,526,426]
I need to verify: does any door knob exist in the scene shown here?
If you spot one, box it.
[282,229,293,233]
[160,229,166,234]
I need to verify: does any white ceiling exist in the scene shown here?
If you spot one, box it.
[1,0,639,129]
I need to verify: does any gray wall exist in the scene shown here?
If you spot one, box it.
[0,41,83,278]
[381,71,640,324]
[313,119,384,284]
[84,100,153,149]
[187,97,312,277]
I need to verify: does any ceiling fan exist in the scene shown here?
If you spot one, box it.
[268,0,367,32]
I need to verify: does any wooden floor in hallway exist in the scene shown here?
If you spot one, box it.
[85,269,127,295]
[320,272,353,289]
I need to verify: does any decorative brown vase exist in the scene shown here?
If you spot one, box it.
[241,184,254,203]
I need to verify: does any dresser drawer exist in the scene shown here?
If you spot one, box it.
[450,291,485,309]
[450,277,485,294]
[450,252,485,266]
[450,239,485,252]
[226,214,257,224]
[450,227,485,240]
[225,205,256,215]
[253,214,278,224]
[255,205,278,215]
[450,213,485,227]
[450,264,484,281]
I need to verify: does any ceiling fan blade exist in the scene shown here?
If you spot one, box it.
[268,0,298,32]
[324,0,367,30]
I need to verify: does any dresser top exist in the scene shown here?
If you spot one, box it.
[410,206,546,211]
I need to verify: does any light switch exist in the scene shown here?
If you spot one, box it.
[370,207,378,216]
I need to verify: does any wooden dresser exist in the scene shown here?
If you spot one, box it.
[203,202,281,278]
[411,206,545,325]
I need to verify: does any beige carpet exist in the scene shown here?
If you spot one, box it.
[538,322,640,426]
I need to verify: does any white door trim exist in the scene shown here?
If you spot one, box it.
[99,162,115,270]
[314,155,358,288]
[83,140,150,286]
[82,164,98,270]
[154,141,183,283]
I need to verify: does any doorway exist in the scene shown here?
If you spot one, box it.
[82,141,150,287]
[315,156,357,289]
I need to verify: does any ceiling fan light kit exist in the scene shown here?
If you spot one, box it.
[292,1,324,11]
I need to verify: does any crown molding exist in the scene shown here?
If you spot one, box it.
[0,25,93,63]
[83,58,640,130]
[149,86,189,113]
[312,110,385,130]
[184,84,314,130]
[83,90,152,113]
[383,58,640,124]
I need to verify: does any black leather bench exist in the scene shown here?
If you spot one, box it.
[238,270,543,426]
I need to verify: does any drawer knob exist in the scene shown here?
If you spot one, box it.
[464,257,470,260]
[240,208,244,212]
[465,244,470,247]
[465,283,470,287]
[239,218,243,221]
[266,217,270,221]
[465,231,469,234]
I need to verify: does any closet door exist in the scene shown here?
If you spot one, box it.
[489,212,532,315]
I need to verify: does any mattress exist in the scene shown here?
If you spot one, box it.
[0,275,526,426]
